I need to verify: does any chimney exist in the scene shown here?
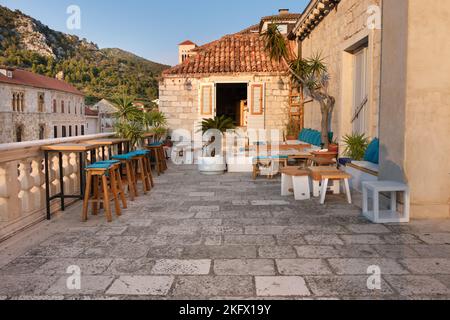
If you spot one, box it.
[279,9,290,15]
[55,71,64,81]
[0,66,14,78]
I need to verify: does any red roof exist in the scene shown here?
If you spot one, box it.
[164,33,288,76]
[84,107,99,116]
[179,40,196,46]
[0,68,84,96]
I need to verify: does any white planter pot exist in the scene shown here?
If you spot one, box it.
[198,156,226,175]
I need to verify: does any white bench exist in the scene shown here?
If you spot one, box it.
[345,161,379,192]
[362,181,410,224]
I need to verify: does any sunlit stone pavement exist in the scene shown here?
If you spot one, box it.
[0,164,449,300]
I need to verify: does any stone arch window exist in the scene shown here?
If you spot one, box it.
[18,92,24,112]
[38,93,45,113]
[12,93,17,111]
[15,124,24,142]
[39,124,46,140]
[61,101,65,114]
[53,99,57,113]
[68,101,71,114]
[75,103,77,115]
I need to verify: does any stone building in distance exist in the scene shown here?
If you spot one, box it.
[0,66,86,143]
[159,10,302,138]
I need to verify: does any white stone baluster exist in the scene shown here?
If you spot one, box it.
[18,160,35,213]
[50,155,60,197]
[30,158,45,210]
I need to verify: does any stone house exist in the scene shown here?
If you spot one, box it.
[0,66,86,143]
[159,10,302,139]
[290,0,450,218]
[92,99,117,133]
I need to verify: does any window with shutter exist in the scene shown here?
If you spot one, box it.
[251,84,263,115]
[200,85,213,115]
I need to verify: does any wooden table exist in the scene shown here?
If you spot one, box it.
[41,143,99,220]
[85,138,130,160]
[308,167,342,197]
[280,167,311,200]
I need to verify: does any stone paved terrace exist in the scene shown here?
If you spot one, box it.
[0,164,450,300]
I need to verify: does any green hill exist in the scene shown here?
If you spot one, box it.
[0,5,170,105]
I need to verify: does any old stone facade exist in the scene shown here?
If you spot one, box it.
[0,68,86,143]
[160,10,300,139]
[298,0,381,143]
[159,74,291,136]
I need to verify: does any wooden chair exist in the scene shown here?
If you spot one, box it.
[82,162,127,222]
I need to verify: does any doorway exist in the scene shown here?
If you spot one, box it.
[216,83,248,127]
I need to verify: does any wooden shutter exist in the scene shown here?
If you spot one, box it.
[250,84,264,115]
[200,85,213,116]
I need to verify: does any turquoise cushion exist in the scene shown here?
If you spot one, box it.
[95,160,120,165]
[304,130,312,144]
[86,163,113,170]
[271,155,289,160]
[149,143,162,147]
[112,154,135,161]
[299,129,307,141]
[313,132,322,146]
[364,138,380,164]
[131,150,150,156]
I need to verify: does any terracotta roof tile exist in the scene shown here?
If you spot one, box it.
[0,68,83,96]
[164,33,287,76]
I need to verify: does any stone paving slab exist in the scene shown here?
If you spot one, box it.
[255,276,310,297]
[0,164,449,299]
[106,276,174,296]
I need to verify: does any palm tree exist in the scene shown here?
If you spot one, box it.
[112,93,145,149]
[262,24,335,148]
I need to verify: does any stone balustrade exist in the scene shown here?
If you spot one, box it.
[0,133,114,242]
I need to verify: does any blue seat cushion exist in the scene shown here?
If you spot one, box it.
[364,138,380,164]
[95,160,120,165]
[149,143,163,147]
[86,163,113,170]
[112,153,135,161]
[255,155,289,161]
[131,150,150,156]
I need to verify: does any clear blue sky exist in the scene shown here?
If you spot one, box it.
[1,0,309,66]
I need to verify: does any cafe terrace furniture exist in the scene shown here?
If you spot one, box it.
[85,138,130,161]
[362,181,410,224]
[145,143,167,176]
[319,171,353,205]
[130,150,153,194]
[82,161,127,223]
[41,143,99,220]
[308,166,343,198]
[111,153,139,201]
[280,167,311,201]
[252,155,288,180]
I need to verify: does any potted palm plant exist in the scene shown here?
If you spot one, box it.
[112,94,145,150]
[198,115,235,175]
[143,110,168,142]
[343,133,369,160]
[285,118,300,141]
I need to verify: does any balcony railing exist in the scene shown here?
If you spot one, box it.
[0,133,115,242]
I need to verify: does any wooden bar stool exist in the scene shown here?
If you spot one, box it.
[146,143,167,176]
[131,151,152,194]
[82,162,127,222]
[112,154,139,200]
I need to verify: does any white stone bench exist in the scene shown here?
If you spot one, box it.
[362,181,410,224]
[345,161,379,192]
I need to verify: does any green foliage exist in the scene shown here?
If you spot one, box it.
[261,24,289,63]
[114,121,145,151]
[200,116,236,134]
[285,118,300,137]
[143,110,168,130]
[343,133,370,161]
[0,5,169,105]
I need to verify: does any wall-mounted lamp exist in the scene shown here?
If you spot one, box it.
[277,77,285,90]
[184,79,193,91]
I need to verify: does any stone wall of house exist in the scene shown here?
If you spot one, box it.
[159,74,291,140]
[0,83,86,143]
[300,0,382,143]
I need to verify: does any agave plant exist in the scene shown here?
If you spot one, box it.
[343,133,369,161]
[262,24,335,148]
[114,121,145,151]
